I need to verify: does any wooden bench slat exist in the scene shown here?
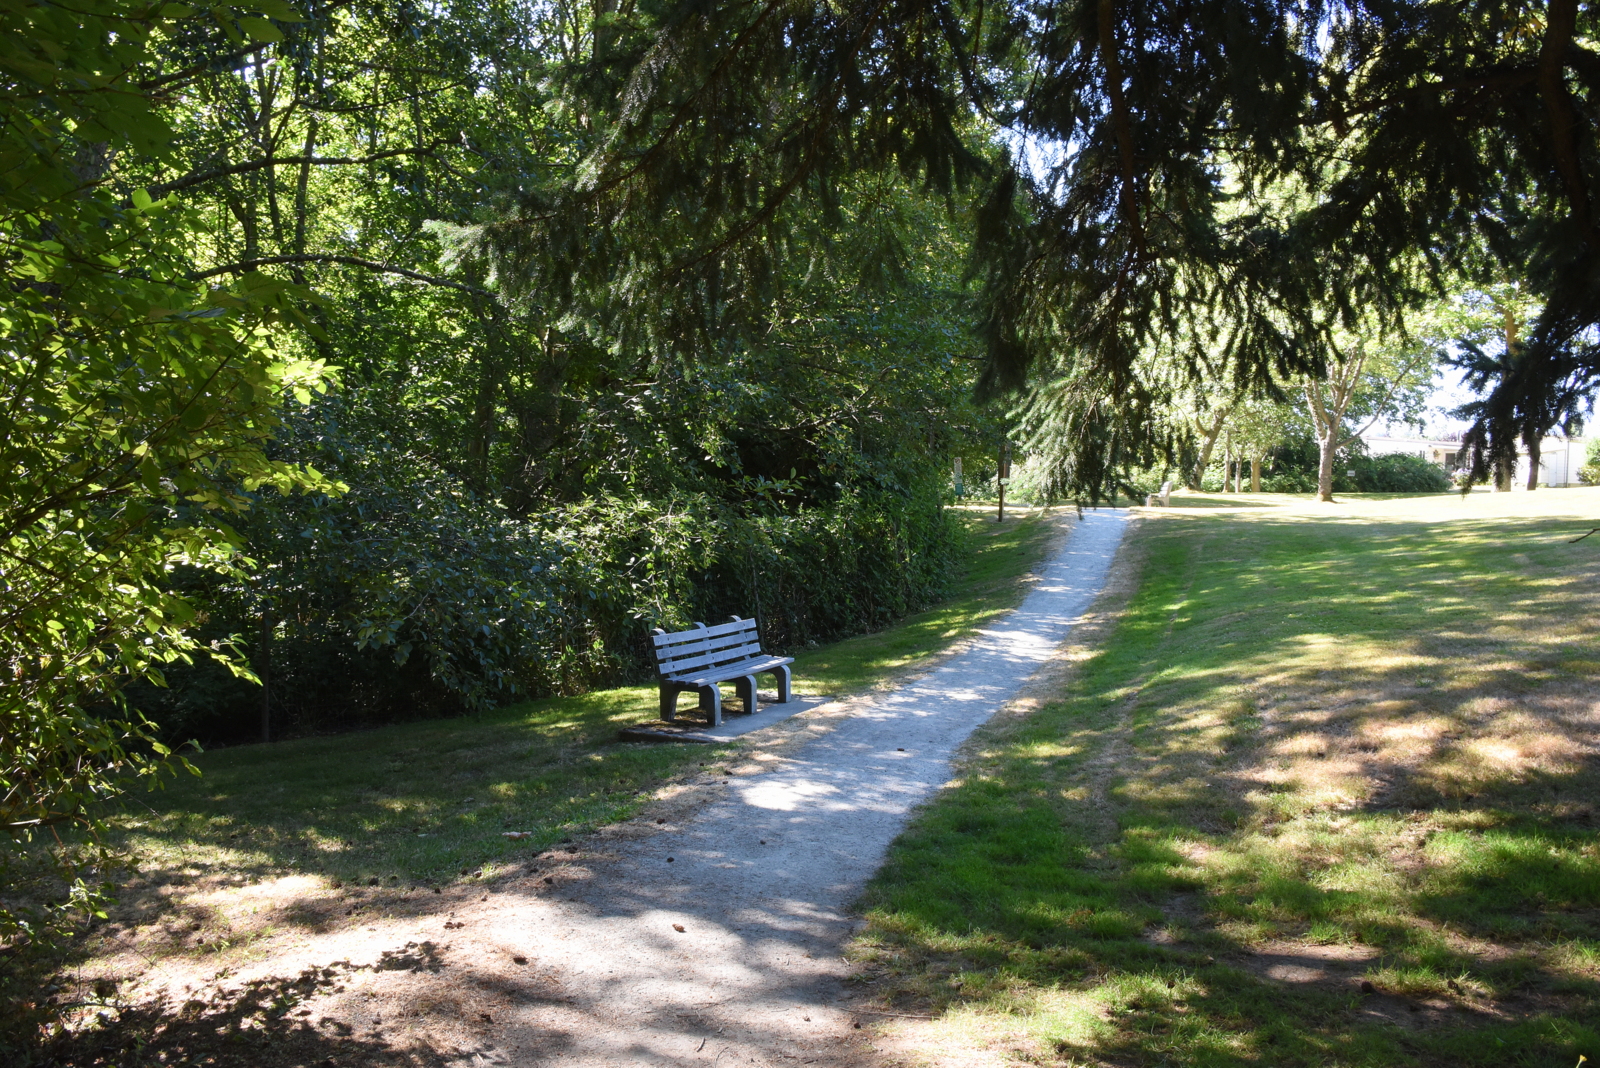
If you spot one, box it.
[656,638,708,659]
[657,632,757,662]
[657,630,756,656]
[670,630,756,652]
[697,617,755,638]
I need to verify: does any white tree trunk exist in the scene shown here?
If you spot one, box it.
[1317,432,1336,502]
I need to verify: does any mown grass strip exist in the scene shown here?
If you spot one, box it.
[855,491,1600,1068]
[110,508,1064,889]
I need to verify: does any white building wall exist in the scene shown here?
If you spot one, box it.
[1520,437,1589,487]
[1361,434,1593,486]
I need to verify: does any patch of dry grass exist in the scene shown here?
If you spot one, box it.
[854,489,1600,1068]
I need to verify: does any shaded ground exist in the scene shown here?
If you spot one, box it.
[853,489,1600,1068]
[25,509,1120,1068]
[73,510,1061,897]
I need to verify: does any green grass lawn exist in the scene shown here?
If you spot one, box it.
[109,508,1064,891]
[854,490,1600,1068]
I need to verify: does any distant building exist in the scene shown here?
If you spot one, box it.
[1362,433,1591,487]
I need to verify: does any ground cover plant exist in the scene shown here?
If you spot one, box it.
[854,489,1600,1068]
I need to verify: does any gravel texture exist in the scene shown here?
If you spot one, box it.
[468,508,1131,1066]
[89,509,1129,1068]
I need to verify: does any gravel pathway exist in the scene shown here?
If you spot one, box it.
[465,509,1131,1067]
[104,511,1128,1068]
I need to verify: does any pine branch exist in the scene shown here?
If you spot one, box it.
[148,142,452,197]
[1097,0,1142,252]
[196,255,490,296]
[1539,0,1597,243]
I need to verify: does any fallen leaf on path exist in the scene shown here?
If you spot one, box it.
[673,924,686,933]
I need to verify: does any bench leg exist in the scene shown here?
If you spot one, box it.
[734,674,758,715]
[660,684,678,722]
[696,684,722,727]
[771,664,791,703]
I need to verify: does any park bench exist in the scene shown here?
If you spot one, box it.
[650,615,793,727]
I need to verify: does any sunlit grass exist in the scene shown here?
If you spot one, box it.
[109,508,1065,891]
[855,488,1600,1067]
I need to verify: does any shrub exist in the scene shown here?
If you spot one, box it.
[133,429,960,745]
[1580,439,1600,484]
[1260,469,1318,493]
[1345,453,1452,493]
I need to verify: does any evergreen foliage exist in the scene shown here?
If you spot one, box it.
[8,0,1600,960]
[504,0,1600,495]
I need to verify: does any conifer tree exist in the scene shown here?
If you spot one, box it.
[482,0,1600,497]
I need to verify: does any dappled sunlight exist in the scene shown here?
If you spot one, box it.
[41,507,1091,1068]
[855,489,1600,1067]
[739,777,845,812]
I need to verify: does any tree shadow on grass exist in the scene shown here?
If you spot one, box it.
[856,509,1600,1066]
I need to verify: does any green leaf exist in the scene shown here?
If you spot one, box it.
[247,0,303,21]
[236,16,282,42]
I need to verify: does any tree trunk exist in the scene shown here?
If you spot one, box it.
[1494,455,1514,491]
[1526,437,1542,490]
[997,442,1010,521]
[1190,407,1229,490]
[259,608,272,744]
[1317,430,1336,502]
[467,315,501,493]
[1304,380,1341,502]
[1250,456,1261,492]
[290,114,318,285]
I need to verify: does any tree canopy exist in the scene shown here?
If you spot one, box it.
[485,0,1599,493]
[4,0,1596,948]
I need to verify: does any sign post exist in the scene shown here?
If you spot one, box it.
[997,442,1011,522]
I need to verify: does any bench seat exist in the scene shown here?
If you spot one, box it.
[667,654,793,688]
[651,617,793,727]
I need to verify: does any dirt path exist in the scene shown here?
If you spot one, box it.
[79,510,1130,1068]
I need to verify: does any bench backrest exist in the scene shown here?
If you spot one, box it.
[652,616,762,679]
